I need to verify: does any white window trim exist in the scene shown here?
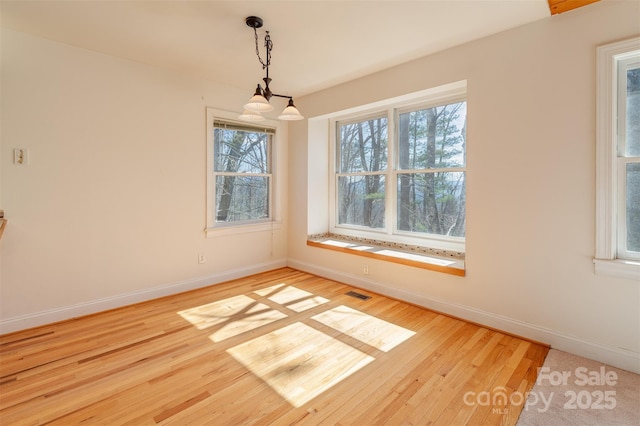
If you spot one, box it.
[616,56,640,261]
[328,81,467,253]
[594,36,640,280]
[205,108,283,237]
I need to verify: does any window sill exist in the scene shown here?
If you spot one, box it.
[307,235,465,277]
[593,258,640,280]
[206,221,281,238]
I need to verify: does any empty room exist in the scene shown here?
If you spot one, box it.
[1,0,639,424]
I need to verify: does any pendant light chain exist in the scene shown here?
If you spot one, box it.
[253,27,272,70]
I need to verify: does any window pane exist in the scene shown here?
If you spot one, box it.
[214,129,270,173]
[215,176,269,222]
[398,102,466,170]
[397,172,465,237]
[338,175,385,228]
[627,162,640,252]
[339,117,388,173]
[627,67,640,156]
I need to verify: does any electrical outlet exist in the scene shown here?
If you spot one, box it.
[363,265,369,275]
[198,253,206,264]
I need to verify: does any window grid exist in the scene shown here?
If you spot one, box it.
[615,55,640,260]
[212,124,274,227]
[331,94,467,252]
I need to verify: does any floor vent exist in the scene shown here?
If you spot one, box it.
[345,291,372,301]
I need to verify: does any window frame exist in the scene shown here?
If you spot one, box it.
[615,56,640,261]
[334,110,389,233]
[205,108,283,237]
[328,82,467,253]
[594,36,640,279]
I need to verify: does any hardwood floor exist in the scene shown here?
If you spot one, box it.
[0,268,548,425]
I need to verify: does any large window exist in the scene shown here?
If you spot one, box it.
[331,83,467,252]
[595,37,640,279]
[206,109,281,235]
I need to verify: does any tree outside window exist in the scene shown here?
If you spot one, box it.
[624,65,639,253]
[397,102,466,238]
[337,116,387,228]
[335,98,467,246]
[213,126,272,224]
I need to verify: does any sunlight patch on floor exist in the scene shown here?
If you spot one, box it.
[177,294,287,341]
[227,322,374,407]
[255,284,329,312]
[312,305,416,352]
[209,309,288,342]
[179,284,416,405]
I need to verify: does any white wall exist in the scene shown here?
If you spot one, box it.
[288,1,640,373]
[0,29,288,332]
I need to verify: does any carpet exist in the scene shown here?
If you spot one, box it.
[516,349,640,425]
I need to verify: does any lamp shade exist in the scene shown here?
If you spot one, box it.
[239,109,265,122]
[244,94,273,112]
[278,99,304,121]
[244,85,273,112]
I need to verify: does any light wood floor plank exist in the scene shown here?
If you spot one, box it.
[0,267,548,425]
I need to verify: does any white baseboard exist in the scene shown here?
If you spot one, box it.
[0,259,287,335]
[287,258,640,374]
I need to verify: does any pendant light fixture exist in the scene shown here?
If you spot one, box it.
[240,16,304,121]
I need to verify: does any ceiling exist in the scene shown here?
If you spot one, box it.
[1,1,574,98]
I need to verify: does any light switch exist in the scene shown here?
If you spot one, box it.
[13,148,28,165]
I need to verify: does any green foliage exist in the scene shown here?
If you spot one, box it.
[337,101,467,237]
[363,192,385,200]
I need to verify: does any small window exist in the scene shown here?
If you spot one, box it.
[206,109,279,234]
[617,56,640,259]
[336,114,388,229]
[396,101,466,238]
[594,36,640,279]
